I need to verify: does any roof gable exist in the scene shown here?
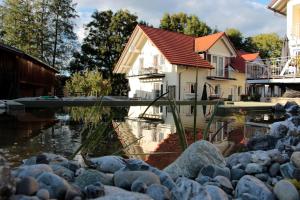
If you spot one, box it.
[194,32,225,52]
[231,50,260,73]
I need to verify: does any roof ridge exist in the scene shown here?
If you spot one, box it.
[138,24,196,38]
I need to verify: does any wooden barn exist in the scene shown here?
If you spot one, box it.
[0,43,58,99]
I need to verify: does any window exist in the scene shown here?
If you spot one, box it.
[215,84,221,96]
[168,86,176,99]
[160,55,165,65]
[139,58,144,69]
[238,86,242,96]
[191,83,195,93]
[210,55,225,77]
[186,83,195,93]
[153,55,158,66]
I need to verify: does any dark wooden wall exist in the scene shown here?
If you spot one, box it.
[0,49,57,99]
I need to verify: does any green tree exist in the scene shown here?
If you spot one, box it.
[65,70,111,96]
[225,28,244,50]
[69,9,137,95]
[250,33,283,59]
[160,13,211,37]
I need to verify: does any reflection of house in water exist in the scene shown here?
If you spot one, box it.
[114,105,258,167]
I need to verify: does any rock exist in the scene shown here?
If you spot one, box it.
[284,101,298,110]
[114,171,160,192]
[254,173,269,182]
[280,163,295,179]
[290,116,300,127]
[95,185,153,200]
[270,122,289,139]
[195,176,213,185]
[36,154,49,164]
[41,153,69,165]
[245,163,264,174]
[16,177,39,196]
[269,163,280,177]
[251,151,271,166]
[124,159,150,171]
[273,103,285,112]
[36,172,70,199]
[90,156,126,173]
[247,135,277,150]
[65,187,82,200]
[10,195,40,200]
[213,176,233,194]
[274,180,299,200]
[164,141,226,179]
[287,105,299,113]
[146,184,170,200]
[293,168,300,180]
[226,152,252,168]
[291,151,300,168]
[75,169,113,190]
[150,169,175,191]
[36,189,50,200]
[50,164,75,182]
[14,164,53,178]
[239,193,259,200]
[61,161,81,173]
[205,185,228,200]
[0,155,15,199]
[84,183,105,199]
[199,164,230,179]
[230,168,245,180]
[171,177,211,200]
[235,175,275,200]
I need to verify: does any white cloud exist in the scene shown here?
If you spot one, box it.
[73,0,286,42]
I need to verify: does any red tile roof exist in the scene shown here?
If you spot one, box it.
[194,32,225,52]
[138,25,212,69]
[231,50,259,73]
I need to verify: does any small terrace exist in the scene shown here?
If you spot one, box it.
[246,56,300,84]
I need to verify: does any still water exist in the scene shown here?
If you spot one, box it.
[0,105,286,169]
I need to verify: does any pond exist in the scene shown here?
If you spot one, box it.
[0,105,286,169]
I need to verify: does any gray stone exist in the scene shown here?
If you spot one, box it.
[150,170,175,191]
[114,171,160,192]
[280,163,295,179]
[274,180,299,200]
[270,123,289,139]
[15,164,53,178]
[230,168,245,180]
[84,184,105,199]
[240,193,259,200]
[254,173,269,182]
[285,101,298,110]
[124,159,150,171]
[65,187,82,200]
[164,141,226,179]
[90,156,126,173]
[246,135,277,150]
[36,172,70,199]
[36,189,49,200]
[199,164,230,179]
[16,177,39,196]
[205,185,228,200]
[10,195,40,200]
[245,163,264,174]
[267,149,288,164]
[291,151,300,168]
[41,153,69,165]
[273,103,285,112]
[235,175,275,200]
[146,184,170,200]
[95,185,153,200]
[226,152,252,168]
[195,176,213,185]
[213,176,233,194]
[171,177,211,200]
[50,164,74,182]
[0,155,15,199]
[75,169,113,190]
[269,162,280,177]
[250,151,271,166]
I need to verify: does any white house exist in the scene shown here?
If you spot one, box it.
[247,0,300,99]
[114,25,254,101]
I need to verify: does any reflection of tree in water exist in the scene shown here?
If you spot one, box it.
[68,106,129,157]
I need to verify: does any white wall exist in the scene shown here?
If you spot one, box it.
[287,0,300,56]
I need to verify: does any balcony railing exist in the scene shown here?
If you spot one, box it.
[138,66,162,75]
[246,56,300,80]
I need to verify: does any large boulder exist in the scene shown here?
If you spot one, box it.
[90,156,126,173]
[164,141,226,179]
[205,185,228,200]
[14,164,53,178]
[235,175,275,200]
[274,180,299,200]
[291,152,300,168]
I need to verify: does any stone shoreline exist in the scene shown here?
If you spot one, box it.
[1,101,300,200]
